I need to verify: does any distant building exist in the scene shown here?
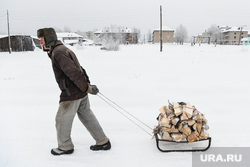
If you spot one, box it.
[57,32,84,45]
[94,27,138,44]
[196,34,205,43]
[197,26,249,45]
[221,26,248,45]
[153,26,174,43]
[241,37,250,45]
[0,35,40,52]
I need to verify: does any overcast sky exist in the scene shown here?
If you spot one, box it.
[0,0,250,37]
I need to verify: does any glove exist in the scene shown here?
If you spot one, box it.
[89,85,99,95]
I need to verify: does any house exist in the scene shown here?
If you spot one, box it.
[198,26,249,45]
[0,35,41,52]
[57,32,84,45]
[153,26,174,43]
[241,37,250,45]
[221,26,248,45]
[94,27,138,44]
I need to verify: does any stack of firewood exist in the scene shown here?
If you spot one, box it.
[154,102,209,142]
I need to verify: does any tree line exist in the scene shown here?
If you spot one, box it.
[54,24,223,45]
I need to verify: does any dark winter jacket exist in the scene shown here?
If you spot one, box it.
[49,40,90,102]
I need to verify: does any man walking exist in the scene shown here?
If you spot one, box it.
[37,28,111,155]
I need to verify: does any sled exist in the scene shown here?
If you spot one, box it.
[154,134,211,152]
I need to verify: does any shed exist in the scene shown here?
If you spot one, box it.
[241,37,250,45]
[0,35,41,52]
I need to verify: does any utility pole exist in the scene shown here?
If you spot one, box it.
[238,25,247,45]
[160,5,162,52]
[238,26,243,45]
[7,10,11,54]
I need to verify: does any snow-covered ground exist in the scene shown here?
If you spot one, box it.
[0,44,250,167]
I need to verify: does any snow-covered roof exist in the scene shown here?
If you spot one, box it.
[154,26,174,31]
[0,34,38,39]
[56,32,83,38]
[0,35,7,39]
[218,26,231,30]
[94,27,133,34]
[94,30,103,34]
[63,39,79,44]
[62,38,94,45]
[241,37,250,41]
[223,26,248,33]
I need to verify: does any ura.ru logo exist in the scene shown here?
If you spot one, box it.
[200,154,242,162]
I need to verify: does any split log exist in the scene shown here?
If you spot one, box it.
[159,106,167,115]
[168,126,179,133]
[194,130,200,137]
[188,120,196,126]
[187,133,199,142]
[194,114,206,123]
[168,113,175,119]
[173,102,182,116]
[155,102,210,142]
[203,123,209,130]
[172,133,183,142]
[192,123,197,131]
[171,117,179,126]
[178,121,188,133]
[160,117,171,128]
[183,102,193,118]
[162,132,172,140]
[200,129,209,139]
[180,113,189,121]
[165,105,174,116]
[196,123,203,134]
[193,107,200,116]
[183,126,192,136]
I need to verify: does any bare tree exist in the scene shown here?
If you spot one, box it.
[86,31,94,40]
[207,25,223,46]
[54,27,63,32]
[175,24,188,45]
[132,27,141,43]
[64,26,71,32]
[147,29,152,43]
[76,30,88,39]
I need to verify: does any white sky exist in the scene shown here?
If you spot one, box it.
[0,0,250,37]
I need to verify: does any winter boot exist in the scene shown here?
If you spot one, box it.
[51,148,74,155]
[90,141,111,151]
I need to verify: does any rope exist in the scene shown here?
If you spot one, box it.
[97,93,153,137]
[99,92,153,131]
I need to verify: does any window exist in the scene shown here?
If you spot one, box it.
[234,36,236,39]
